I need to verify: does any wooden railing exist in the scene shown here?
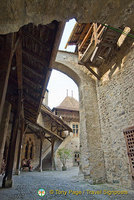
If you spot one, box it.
[78,23,106,61]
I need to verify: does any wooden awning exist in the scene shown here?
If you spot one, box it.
[26,119,63,141]
[41,105,72,132]
[65,23,91,49]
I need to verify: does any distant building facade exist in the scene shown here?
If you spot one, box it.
[53,94,80,168]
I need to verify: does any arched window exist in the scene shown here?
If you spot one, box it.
[24,138,34,160]
[25,141,29,159]
[74,152,80,166]
[30,142,33,159]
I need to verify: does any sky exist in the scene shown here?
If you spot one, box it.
[58,18,76,52]
[47,19,79,109]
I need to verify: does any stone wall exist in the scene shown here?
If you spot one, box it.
[21,133,51,169]
[0,0,134,34]
[54,51,106,183]
[54,50,134,188]
[96,44,134,188]
[55,135,80,170]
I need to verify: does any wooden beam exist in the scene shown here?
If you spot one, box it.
[24,101,38,112]
[51,138,55,170]
[23,84,41,99]
[22,48,48,67]
[97,24,102,33]
[78,24,91,43]
[39,137,43,172]
[24,107,38,116]
[36,22,65,118]
[15,118,25,175]
[78,24,93,51]
[26,120,63,141]
[2,87,22,187]
[24,113,37,122]
[78,59,99,68]
[16,37,23,90]
[24,110,37,121]
[23,64,44,79]
[0,34,15,124]
[12,36,21,56]
[93,23,98,46]
[24,115,36,123]
[23,76,42,91]
[117,27,131,47]
[42,110,72,132]
[51,124,58,132]
[22,30,49,47]
[2,111,19,187]
[44,136,51,139]
[45,137,51,143]
[23,93,40,106]
[0,102,11,172]
[97,26,106,39]
[85,62,100,80]
[24,109,37,118]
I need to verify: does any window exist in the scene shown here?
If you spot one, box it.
[123,127,134,178]
[24,138,34,160]
[74,152,80,166]
[72,124,79,136]
[30,142,33,159]
[73,124,75,134]
[25,141,29,159]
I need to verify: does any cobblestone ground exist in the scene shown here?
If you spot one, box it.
[0,167,134,200]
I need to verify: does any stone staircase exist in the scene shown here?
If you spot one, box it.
[42,140,62,171]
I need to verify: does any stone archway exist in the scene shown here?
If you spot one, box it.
[52,50,106,183]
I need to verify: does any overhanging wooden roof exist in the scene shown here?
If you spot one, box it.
[41,105,72,132]
[65,22,92,50]
[26,119,63,141]
[2,21,65,123]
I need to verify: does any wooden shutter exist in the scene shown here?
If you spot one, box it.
[123,126,134,177]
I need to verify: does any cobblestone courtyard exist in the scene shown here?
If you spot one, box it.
[0,167,134,200]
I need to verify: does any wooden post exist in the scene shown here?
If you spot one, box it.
[2,110,19,188]
[15,119,25,175]
[93,23,98,46]
[39,136,43,172]
[2,86,22,188]
[78,24,93,51]
[15,34,24,175]
[0,34,14,125]
[51,138,55,170]
[0,102,11,170]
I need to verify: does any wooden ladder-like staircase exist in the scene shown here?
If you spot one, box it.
[91,28,120,66]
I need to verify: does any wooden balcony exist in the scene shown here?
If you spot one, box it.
[66,23,131,79]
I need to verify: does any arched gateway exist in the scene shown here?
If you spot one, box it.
[52,50,106,183]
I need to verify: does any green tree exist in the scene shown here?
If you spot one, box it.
[57,148,72,170]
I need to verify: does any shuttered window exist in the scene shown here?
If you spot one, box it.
[72,124,79,136]
[123,126,134,178]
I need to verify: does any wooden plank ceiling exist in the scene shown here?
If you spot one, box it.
[0,21,61,123]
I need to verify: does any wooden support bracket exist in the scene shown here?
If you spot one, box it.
[85,62,100,80]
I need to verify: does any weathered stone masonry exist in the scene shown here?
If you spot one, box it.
[54,51,106,184]
[96,45,134,188]
[55,49,134,188]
